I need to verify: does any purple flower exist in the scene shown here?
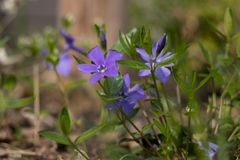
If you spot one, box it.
[56,53,72,76]
[107,74,145,113]
[60,29,84,53]
[41,48,72,76]
[136,33,173,83]
[77,46,123,84]
[198,141,218,160]
[100,31,107,50]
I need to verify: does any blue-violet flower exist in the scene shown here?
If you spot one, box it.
[60,29,84,53]
[77,46,123,84]
[136,33,173,83]
[107,74,145,113]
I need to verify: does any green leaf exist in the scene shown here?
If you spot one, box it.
[104,76,123,95]
[126,107,140,120]
[194,73,212,92]
[237,44,240,58]
[0,37,9,47]
[119,32,131,54]
[64,79,86,92]
[58,107,72,135]
[224,7,233,37]
[1,74,17,91]
[199,43,212,64]
[75,123,107,144]
[39,131,70,145]
[156,54,176,68]
[97,92,122,102]
[118,60,149,69]
[105,145,129,160]
[153,119,170,139]
[119,154,139,160]
[0,96,34,110]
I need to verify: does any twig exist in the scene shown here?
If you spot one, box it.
[33,64,40,144]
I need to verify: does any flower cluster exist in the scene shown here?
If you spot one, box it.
[107,74,145,113]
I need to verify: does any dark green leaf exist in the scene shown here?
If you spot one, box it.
[0,97,34,110]
[97,92,121,102]
[1,74,17,91]
[156,54,176,68]
[199,43,212,64]
[224,8,233,37]
[64,79,86,91]
[58,107,72,135]
[39,131,70,145]
[103,76,123,95]
[118,60,149,69]
[75,123,108,144]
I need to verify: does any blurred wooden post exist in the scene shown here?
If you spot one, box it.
[58,0,127,46]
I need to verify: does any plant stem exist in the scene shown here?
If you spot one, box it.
[142,110,162,146]
[119,109,157,153]
[150,70,167,125]
[67,137,90,160]
[53,68,70,108]
[33,64,40,144]
[115,111,142,146]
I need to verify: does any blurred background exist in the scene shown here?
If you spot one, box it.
[0,0,240,159]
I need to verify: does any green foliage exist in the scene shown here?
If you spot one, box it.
[0,96,34,111]
[224,8,233,38]
[58,107,72,135]
[39,131,70,145]
[103,76,123,96]
[0,74,17,91]
[75,123,109,144]
[118,60,149,69]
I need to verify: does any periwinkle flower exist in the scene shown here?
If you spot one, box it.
[198,141,218,160]
[107,74,145,113]
[60,29,84,53]
[41,48,72,76]
[55,53,72,76]
[77,46,123,84]
[136,33,173,83]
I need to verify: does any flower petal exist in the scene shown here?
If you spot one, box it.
[105,49,123,66]
[127,91,145,102]
[77,64,97,73]
[157,51,172,63]
[87,46,105,65]
[138,69,151,76]
[89,72,104,84]
[136,47,150,62]
[152,33,166,58]
[60,29,74,45]
[123,74,130,89]
[155,67,171,83]
[56,54,72,76]
[104,65,118,77]
[117,99,135,113]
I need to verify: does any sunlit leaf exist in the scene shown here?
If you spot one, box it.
[58,107,72,135]
[39,131,70,145]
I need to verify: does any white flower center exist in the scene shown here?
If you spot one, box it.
[97,64,107,73]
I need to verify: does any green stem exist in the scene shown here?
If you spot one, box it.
[67,137,90,160]
[33,64,40,144]
[150,70,167,125]
[119,109,157,154]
